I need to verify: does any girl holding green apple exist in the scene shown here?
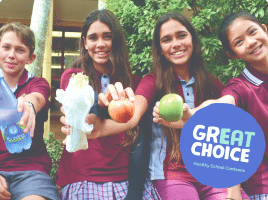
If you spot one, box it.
[154,11,268,200]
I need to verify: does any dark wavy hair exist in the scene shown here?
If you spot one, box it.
[73,9,133,93]
[152,12,219,162]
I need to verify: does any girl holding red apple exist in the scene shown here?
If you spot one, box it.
[154,11,268,200]
[82,12,250,199]
[56,9,159,200]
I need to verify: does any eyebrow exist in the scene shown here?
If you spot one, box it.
[87,32,112,38]
[160,30,187,40]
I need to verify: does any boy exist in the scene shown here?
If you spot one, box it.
[0,23,60,200]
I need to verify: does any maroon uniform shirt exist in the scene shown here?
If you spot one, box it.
[221,65,268,196]
[135,73,223,182]
[55,68,141,186]
[0,69,52,175]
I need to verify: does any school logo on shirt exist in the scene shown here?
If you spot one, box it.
[180,103,265,188]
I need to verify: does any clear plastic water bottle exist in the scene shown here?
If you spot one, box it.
[0,77,32,153]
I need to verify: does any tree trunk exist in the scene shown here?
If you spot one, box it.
[26,0,52,77]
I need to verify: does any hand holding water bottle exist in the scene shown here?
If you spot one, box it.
[0,77,32,154]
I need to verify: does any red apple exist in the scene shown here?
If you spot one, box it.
[108,99,135,123]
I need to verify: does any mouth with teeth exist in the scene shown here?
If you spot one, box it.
[171,50,186,57]
[96,51,109,58]
[251,45,262,55]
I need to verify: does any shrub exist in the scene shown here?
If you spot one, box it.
[107,0,268,84]
[44,132,64,179]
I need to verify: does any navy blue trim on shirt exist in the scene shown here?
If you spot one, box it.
[89,91,111,119]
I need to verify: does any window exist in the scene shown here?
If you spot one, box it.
[50,31,81,115]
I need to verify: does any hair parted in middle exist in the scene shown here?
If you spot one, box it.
[152,12,221,163]
[73,9,133,93]
[218,10,266,53]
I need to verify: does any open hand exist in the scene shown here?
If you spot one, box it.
[17,95,36,138]
[153,102,192,129]
[98,82,135,107]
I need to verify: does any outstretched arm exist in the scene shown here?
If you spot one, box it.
[152,95,236,129]
[60,83,148,139]
[17,92,46,137]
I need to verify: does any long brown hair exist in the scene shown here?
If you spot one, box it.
[152,12,219,162]
[73,9,133,92]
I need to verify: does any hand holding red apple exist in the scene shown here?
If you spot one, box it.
[108,99,135,123]
[98,82,135,108]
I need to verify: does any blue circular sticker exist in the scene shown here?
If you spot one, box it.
[181,103,265,188]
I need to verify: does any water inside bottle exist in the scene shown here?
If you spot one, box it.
[0,77,32,153]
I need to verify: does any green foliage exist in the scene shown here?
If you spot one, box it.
[106,0,188,77]
[107,0,268,84]
[190,0,268,84]
[44,132,64,179]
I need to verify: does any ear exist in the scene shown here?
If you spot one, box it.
[262,24,267,32]
[226,51,239,60]
[83,37,88,50]
[26,53,36,64]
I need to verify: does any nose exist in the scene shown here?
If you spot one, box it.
[8,49,15,59]
[172,38,181,49]
[246,36,256,48]
[96,38,105,48]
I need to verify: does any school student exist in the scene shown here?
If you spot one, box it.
[55,9,158,200]
[154,11,268,200]
[73,12,249,199]
[0,22,60,200]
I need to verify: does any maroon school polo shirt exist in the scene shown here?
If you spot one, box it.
[0,69,52,175]
[221,65,268,196]
[55,68,141,186]
[135,73,223,182]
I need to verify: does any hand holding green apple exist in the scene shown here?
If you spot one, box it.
[159,94,184,122]
[153,94,192,129]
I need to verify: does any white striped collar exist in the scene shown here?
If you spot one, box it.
[242,67,263,86]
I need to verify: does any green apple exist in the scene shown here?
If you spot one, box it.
[159,93,184,122]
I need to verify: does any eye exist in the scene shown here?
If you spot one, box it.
[250,29,257,35]
[236,40,243,46]
[178,34,187,38]
[2,45,9,50]
[88,36,97,41]
[104,34,112,39]
[161,37,171,43]
[18,48,25,53]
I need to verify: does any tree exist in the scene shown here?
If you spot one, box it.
[106,0,268,84]
[107,0,190,77]
[26,0,52,77]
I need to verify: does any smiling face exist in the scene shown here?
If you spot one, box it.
[159,19,193,69]
[227,18,268,66]
[84,20,112,70]
[0,31,35,79]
